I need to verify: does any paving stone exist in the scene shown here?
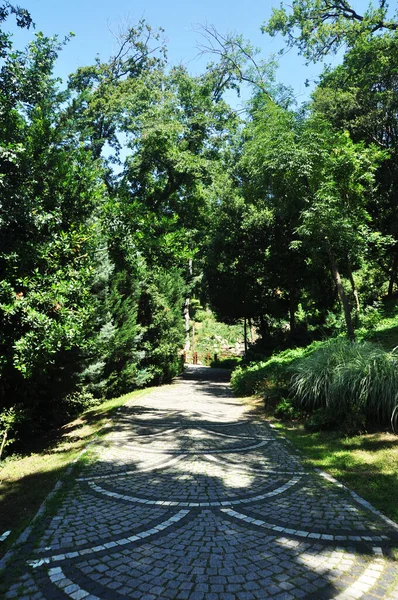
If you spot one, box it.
[3,366,398,600]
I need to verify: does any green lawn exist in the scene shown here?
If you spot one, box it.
[273,421,398,524]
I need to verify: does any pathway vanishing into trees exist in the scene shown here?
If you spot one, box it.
[4,366,398,599]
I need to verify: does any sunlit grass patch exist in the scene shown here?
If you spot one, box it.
[274,422,398,524]
[0,387,154,558]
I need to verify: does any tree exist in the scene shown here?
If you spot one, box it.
[0,1,32,58]
[263,0,398,63]
[240,98,311,336]
[296,116,386,338]
[312,33,398,295]
[0,33,106,422]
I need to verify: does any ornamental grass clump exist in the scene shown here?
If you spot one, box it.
[291,338,398,424]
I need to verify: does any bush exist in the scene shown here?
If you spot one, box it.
[274,399,303,421]
[291,338,398,424]
[304,407,338,431]
[210,357,241,369]
[304,407,367,435]
[61,390,101,419]
[0,406,27,460]
[193,311,244,357]
[231,342,322,397]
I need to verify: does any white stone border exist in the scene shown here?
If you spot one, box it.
[197,427,258,440]
[0,440,96,574]
[87,475,301,508]
[221,508,389,543]
[28,509,190,568]
[203,452,307,475]
[269,423,398,534]
[49,567,97,600]
[334,548,385,599]
[316,468,398,533]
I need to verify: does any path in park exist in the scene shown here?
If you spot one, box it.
[4,366,398,600]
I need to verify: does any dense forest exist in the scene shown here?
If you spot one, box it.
[1,0,398,452]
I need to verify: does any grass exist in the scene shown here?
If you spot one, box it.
[291,338,398,423]
[0,387,155,559]
[359,300,398,350]
[272,420,398,524]
[231,304,398,525]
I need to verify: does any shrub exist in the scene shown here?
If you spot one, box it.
[274,399,303,421]
[304,407,338,432]
[0,406,26,460]
[291,338,398,424]
[290,338,352,411]
[304,407,367,435]
[210,357,241,369]
[231,342,322,397]
[61,390,101,419]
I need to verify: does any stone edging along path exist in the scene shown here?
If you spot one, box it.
[3,365,398,599]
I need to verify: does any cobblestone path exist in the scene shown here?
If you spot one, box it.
[4,366,398,599]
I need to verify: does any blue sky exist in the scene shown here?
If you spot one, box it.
[7,0,371,107]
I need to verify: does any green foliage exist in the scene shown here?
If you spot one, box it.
[263,0,398,63]
[0,33,107,423]
[210,357,242,370]
[61,391,101,420]
[193,310,244,357]
[274,398,302,420]
[0,405,26,459]
[304,407,339,432]
[3,2,398,453]
[0,1,32,59]
[138,268,186,385]
[304,406,367,435]
[291,338,398,423]
[231,344,318,396]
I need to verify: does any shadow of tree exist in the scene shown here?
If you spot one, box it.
[2,366,398,599]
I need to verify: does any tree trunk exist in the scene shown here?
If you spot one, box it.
[184,296,190,352]
[184,259,193,352]
[388,248,398,297]
[244,317,248,356]
[0,429,7,461]
[248,317,255,344]
[347,261,360,327]
[259,314,268,339]
[326,241,355,341]
[289,293,297,335]
[192,320,195,357]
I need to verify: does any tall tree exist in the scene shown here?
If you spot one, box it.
[0,33,106,420]
[263,0,398,62]
[312,33,398,295]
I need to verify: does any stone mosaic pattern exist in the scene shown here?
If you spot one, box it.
[4,366,398,599]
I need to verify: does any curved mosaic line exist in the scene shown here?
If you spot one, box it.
[203,452,308,475]
[111,426,260,442]
[114,438,271,454]
[334,549,385,599]
[77,453,187,482]
[44,535,388,600]
[196,427,259,440]
[27,509,190,568]
[116,426,258,441]
[185,418,250,427]
[87,474,302,507]
[7,369,398,600]
[221,507,391,543]
[49,567,98,600]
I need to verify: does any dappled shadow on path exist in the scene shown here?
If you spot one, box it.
[3,365,398,599]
